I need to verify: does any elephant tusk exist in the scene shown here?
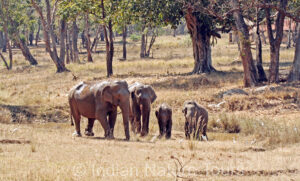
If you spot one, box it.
[117,111,122,114]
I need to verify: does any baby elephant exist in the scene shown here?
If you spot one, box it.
[182,100,208,141]
[155,103,172,139]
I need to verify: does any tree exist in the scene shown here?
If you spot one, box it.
[0,0,38,67]
[264,0,288,83]
[231,0,258,87]
[255,3,267,82]
[31,0,69,72]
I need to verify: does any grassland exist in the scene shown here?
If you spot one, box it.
[0,34,299,180]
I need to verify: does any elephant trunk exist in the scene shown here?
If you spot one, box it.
[120,98,130,140]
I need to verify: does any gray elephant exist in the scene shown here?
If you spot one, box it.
[182,100,208,141]
[129,82,157,136]
[155,103,172,139]
[68,80,130,140]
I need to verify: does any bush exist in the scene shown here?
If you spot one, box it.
[130,34,141,42]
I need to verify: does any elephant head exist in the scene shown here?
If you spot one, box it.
[101,80,130,139]
[131,84,157,105]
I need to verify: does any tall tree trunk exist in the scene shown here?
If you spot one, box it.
[255,6,267,82]
[0,31,4,50]
[85,14,93,62]
[0,51,9,70]
[68,25,73,63]
[265,0,287,83]
[286,18,292,49]
[16,36,38,65]
[31,0,68,72]
[72,21,79,62]
[185,9,216,74]
[2,34,7,52]
[59,19,66,64]
[122,26,127,60]
[35,18,41,46]
[29,30,34,46]
[101,0,113,77]
[288,24,300,82]
[231,0,257,87]
[140,25,146,58]
[145,31,156,57]
[91,25,101,52]
[3,24,12,69]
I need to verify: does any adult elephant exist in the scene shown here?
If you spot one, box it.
[68,80,130,140]
[129,82,157,136]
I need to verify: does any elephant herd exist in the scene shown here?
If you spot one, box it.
[68,80,208,141]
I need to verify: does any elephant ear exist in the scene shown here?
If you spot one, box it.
[102,85,113,104]
[155,110,159,118]
[182,107,187,115]
[145,85,157,103]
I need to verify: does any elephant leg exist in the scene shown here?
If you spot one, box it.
[141,107,150,137]
[96,110,110,138]
[108,109,117,138]
[158,118,164,138]
[85,118,95,136]
[185,121,190,139]
[196,119,203,141]
[202,123,208,141]
[135,106,142,134]
[166,119,172,139]
[72,111,81,137]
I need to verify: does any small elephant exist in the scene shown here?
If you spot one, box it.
[129,82,157,136]
[155,103,172,139]
[68,80,130,140]
[182,100,208,141]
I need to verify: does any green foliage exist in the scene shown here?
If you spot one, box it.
[129,33,140,42]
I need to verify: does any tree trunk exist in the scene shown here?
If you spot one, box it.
[101,0,113,77]
[68,26,73,63]
[229,32,233,43]
[0,51,9,70]
[288,24,300,82]
[35,18,41,46]
[122,26,127,60]
[72,21,79,62]
[231,0,257,87]
[286,18,292,49]
[145,31,156,57]
[0,31,4,50]
[3,24,12,69]
[29,31,34,46]
[85,14,93,62]
[265,0,287,83]
[140,25,146,58]
[59,19,67,64]
[255,6,267,82]
[91,25,101,52]
[31,0,68,73]
[185,10,216,74]
[16,37,38,65]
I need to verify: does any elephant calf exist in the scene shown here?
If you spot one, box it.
[182,100,208,141]
[155,103,172,139]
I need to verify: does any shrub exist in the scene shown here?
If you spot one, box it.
[130,34,141,42]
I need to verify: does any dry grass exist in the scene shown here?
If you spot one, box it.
[0,34,300,180]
